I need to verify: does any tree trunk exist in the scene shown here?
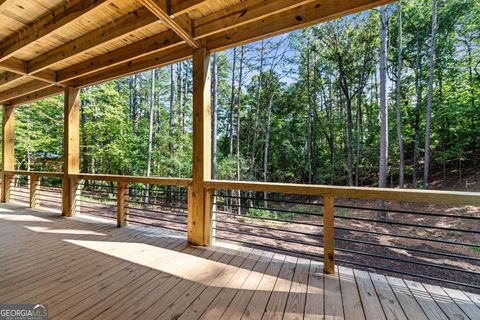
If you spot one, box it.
[229,48,237,156]
[396,3,405,188]
[144,69,156,205]
[212,53,218,179]
[345,98,354,186]
[423,0,437,189]
[236,46,245,214]
[306,39,313,184]
[378,6,389,219]
[263,93,275,206]
[250,41,264,179]
[413,38,423,188]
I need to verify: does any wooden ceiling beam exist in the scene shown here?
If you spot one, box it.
[27,7,160,74]
[139,0,200,48]
[0,0,111,62]
[3,86,64,107]
[57,30,183,83]
[193,0,316,39]
[0,58,59,87]
[0,81,52,103]
[0,72,24,87]
[205,0,394,52]
[170,0,206,15]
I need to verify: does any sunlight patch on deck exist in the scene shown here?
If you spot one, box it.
[64,239,283,290]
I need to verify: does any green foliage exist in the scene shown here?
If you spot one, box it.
[247,208,294,220]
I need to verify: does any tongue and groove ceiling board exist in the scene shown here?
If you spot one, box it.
[0,0,394,106]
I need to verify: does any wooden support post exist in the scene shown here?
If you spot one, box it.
[117,181,128,227]
[62,87,80,217]
[30,174,40,208]
[1,105,14,203]
[188,47,212,246]
[323,195,335,274]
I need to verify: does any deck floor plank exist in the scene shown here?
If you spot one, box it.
[354,269,386,320]
[369,272,408,320]
[324,266,344,320]
[386,276,429,320]
[404,280,450,320]
[423,284,469,320]
[304,260,325,320]
[444,287,480,319]
[0,205,478,320]
[338,265,365,320]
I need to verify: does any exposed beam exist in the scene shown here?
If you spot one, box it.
[5,86,64,106]
[0,72,23,87]
[0,58,26,74]
[0,58,58,86]
[139,0,200,48]
[27,7,160,74]
[193,0,316,39]
[57,30,183,82]
[205,0,394,52]
[0,0,111,62]
[170,0,206,15]
[71,44,191,87]
[0,81,52,103]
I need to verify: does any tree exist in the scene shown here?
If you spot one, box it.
[424,0,438,188]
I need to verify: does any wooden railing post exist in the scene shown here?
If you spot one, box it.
[117,181,128,227]
[1,105,15,203]
[30,174,40,208]
[188,47,212,246]
[62,87,80,217]
[323,195,335,274]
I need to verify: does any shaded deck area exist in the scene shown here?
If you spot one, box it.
[1,204,479,320]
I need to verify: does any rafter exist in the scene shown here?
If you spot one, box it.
[139,0,200,48]
[0,0,111,62]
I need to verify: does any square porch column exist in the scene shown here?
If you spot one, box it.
[62,87,80,217]
[188,47,213,246]
[1,105,14,203]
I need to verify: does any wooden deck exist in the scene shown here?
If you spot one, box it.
[0,204,479,320]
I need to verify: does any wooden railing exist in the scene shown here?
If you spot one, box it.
[204,180,480,278]
[2,171,479,285]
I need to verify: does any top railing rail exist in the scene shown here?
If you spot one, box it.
[5,170,63,178]
[2,171,192,187]
[204,180,480,206]
[71,173,192,186]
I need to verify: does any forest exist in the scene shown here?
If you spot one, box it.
[12,0,480,191]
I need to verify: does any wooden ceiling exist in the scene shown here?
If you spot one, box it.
[0,0,392,106]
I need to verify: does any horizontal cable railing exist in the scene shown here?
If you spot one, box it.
[206,180,480,292]
[2,171,191,231]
